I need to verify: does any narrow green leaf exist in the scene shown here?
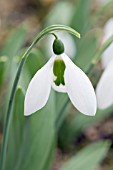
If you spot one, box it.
[25,48,45,78]
[5,87,25,170]
[92,1,113,26]
[56,94,69,131]
[59,105,113,146]
[45,1,73,25]
[75,31,98,71]
[71,0,91,36]
[0,56,8,86]
[60,141,110,170]
[56,93,68,117]
[1,27,26,58]
[4,88,55,170]
[15,91,55,170]
[19,48,45,90]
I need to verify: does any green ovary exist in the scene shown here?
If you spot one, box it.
[53,59,66,86]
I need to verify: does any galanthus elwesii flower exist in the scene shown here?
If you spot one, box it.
[101,18,113,68]
[24,38,97,116]
[96,59,113,109]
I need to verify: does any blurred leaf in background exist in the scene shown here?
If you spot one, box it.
[0,26,27,122]
[1,27,27,58]
[0,56,8,86]
[45,1,74,26]
[59,105,113,147]
[5,87,25,170]
[60,141,110,170]
[71,0,91,36]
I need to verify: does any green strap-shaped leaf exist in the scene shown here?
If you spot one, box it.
[5,88,55,170]
[1,27,26,58]
[59,105,113,147]
[5,87,25,170]
[71,0,91,36]
[19,48,45,90]
[0,56,8,86]
[75,31,98,71]
[60,141,110,170]
[14,91,55,170]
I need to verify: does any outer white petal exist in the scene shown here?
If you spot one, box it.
[101,18,113,68]
[102,43,113,68]
[62,53,97,116]
[96,59,113,109]
[24,57,54,116]
[103,18,113,42]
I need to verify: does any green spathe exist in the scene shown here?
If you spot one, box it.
[53,39,64,55]
[53,59,66,86]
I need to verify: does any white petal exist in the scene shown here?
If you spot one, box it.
[62,53,97,116]
[103,18,113,42]
[24,57,54,116]
[102,43,113,68]
[96,59,113,109]
[101,18,113,68]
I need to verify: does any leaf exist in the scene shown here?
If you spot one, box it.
[25,48,45,78]
[56,94,69,131]
[1,27,26,58]
[56,93,68,118]
[45,1,73,25]
[14,91,55,170]
[5,87,55,170]
[0,56,8,86]
[59,105,113,146]
[5,87,25,170]
[19,48,45,90]
[71,0,91,36]
[75,31,98,71]
[60,141,110,170]
[92,1,113,26]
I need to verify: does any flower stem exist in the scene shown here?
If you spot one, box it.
[0,24,80,170]
[51,33,58,39]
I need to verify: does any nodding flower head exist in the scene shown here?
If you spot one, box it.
[24,37,97,116]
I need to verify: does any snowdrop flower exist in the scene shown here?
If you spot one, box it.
[24,38,97,116]
[45,32,76,59]
[101,18,113,68]
[96,59,113,109]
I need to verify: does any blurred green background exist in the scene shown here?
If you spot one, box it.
[0,0,113,170]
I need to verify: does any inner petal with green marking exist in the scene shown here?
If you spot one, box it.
[53,59,66,86]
